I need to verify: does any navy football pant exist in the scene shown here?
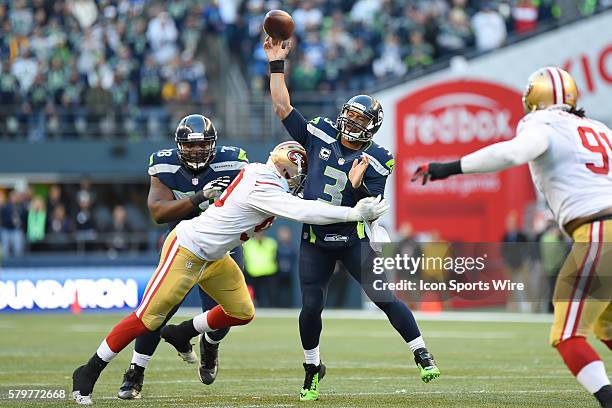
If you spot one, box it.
[133,248,243,358]
[298,241,421,350]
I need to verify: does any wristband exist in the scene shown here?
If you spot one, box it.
[269,60,285,73]
[189,191,207,207]
[429,160,463,180]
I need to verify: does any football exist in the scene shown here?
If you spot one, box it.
[263,9,294,41]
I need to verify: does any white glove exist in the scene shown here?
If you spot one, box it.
[346,195,390,222]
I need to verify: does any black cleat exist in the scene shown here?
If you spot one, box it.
[117,364,144,400]
[160,324,197,363]
[595,384,612,407]
[72,364,99,405]
[300,362,326,401]
[198,335,219,385]
[413,347,440,383]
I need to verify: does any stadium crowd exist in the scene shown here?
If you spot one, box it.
[1,0,611,140]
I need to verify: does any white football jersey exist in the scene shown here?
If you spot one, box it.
[175,163,354,261]
[524,107,612,228]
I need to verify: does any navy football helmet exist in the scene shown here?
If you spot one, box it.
[175,114,217,171]
[336,95,384,143]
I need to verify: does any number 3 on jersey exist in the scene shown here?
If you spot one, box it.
[578,126,612,175]
[318,166,348,206]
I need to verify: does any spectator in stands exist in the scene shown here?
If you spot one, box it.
[244,231,278,307]
[436,7,474,56]
[0,190,27,258]
[471,2,507,51]
[106,204,134,254]
[147,10,179,65]
[501,210,530,311]
[372,33,407,79]
[26,195,47,250]
[292,0,323,35]
[11,48,38,93]
[405,30,434,70]
[539,221,568,312]
[512,0,539,33]
[276,226,297,307]
[0,62,19,106]
[74,191,97,249]
[46,204,71,251]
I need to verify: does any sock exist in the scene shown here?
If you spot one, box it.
[206,305,253,330]
[131,351,152,369]
[205,333,221,345]
[206,327,230,343]
[602,339,612,351]
[304,345,320,366]
[577,361,611,394]
[193,313,211,333]
[105,312,149,355]
[557,337,609,394]
[96,339,117,363]
[408,336,426,353]
[86,352,108,374]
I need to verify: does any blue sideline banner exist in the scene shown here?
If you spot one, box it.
[0,267,153,312]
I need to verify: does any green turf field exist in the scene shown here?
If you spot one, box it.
[0,312,608,407]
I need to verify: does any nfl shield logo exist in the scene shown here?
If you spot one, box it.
[192,178,199,185]
[319,147,331,161]
[338,158,345,165]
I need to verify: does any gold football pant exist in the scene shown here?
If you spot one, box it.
[550,220,612,346]
[134,230,254,331]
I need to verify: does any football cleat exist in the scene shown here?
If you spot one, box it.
[198,334,219,385]
[413,347,440,383]
[117,364,144,400]
[300,362,326,401]
[160,324,197,363]
[72,365,99,405]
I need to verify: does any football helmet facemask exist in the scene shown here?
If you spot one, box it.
[336,95,384,143]
[175,114,217,172]
[268,141,307,195]
[522,67,579,113]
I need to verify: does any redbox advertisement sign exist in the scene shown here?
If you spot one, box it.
[395,80,535,241]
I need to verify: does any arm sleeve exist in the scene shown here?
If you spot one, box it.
[281,108,310,148]
[247,186,353,225]
[460,123,551,173]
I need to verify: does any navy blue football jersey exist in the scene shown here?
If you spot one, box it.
[148,145,249,229]
[282,109,395,248]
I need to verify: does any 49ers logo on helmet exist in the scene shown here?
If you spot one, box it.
[287,150,306,165]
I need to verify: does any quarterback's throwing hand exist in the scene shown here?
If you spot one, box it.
[350,195,390,221]
[263,36,292,61]
[202,176,231,200]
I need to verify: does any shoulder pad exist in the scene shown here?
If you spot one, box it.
[148,149,181,176]
[307,117,338,145]
[209,146,249,172]
[362,142,395,176]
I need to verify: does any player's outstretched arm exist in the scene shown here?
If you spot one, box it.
[412,123,550,185]
[248,187,389,225]
[264,36,293,120]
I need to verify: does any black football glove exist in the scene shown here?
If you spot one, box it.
[411,161,462,185]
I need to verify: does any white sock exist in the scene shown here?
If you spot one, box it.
[131,351,152,369]
[408,336,426,353]
[304,346,320,366]
[193,312,211,333]
[96,339,117,363]
[576,361,611,394]
[205,333,221,345]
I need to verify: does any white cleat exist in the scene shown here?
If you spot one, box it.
[179,350,198,364]
[73,391,93,405]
